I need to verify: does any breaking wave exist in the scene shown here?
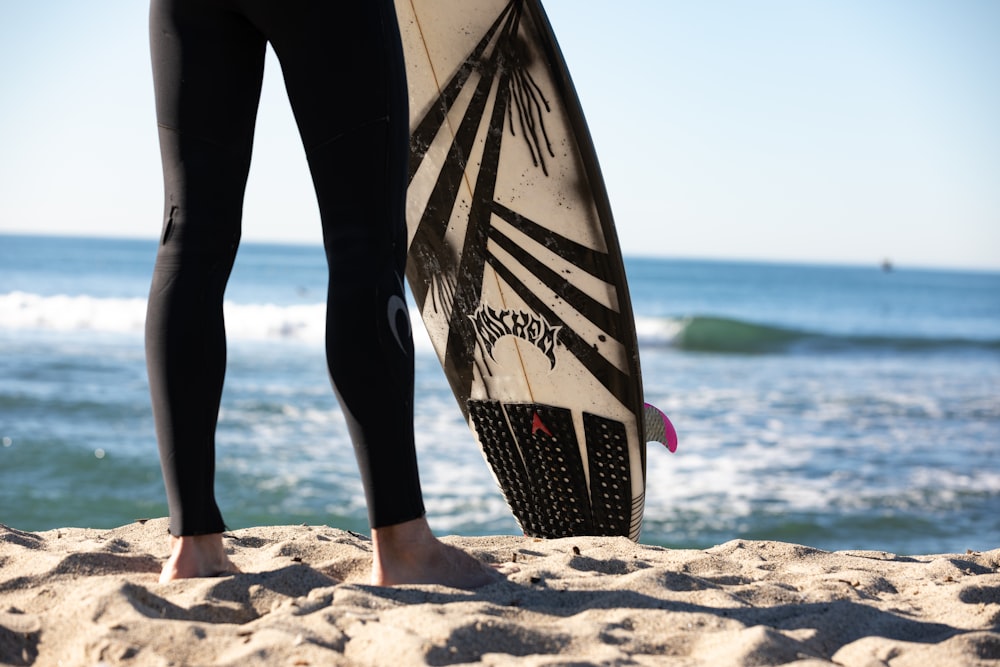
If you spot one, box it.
[635,315,1000,354]
[0,291,437,352]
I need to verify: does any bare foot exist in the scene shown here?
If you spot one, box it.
[370,517,499,589]
[159,533,240,584]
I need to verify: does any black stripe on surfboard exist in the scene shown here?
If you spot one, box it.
[630,492,644,541]
[406,2,521,317]
[406,1,515,182]
[488,200,616,286]
[406,46,500,309]
[490,206,622,342]
[487,223,624,343]
[439,32,519,408]
[485,250,636,411]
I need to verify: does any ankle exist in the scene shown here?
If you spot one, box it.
[371,517,433,551]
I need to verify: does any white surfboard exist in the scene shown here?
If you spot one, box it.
[395,0,674,540]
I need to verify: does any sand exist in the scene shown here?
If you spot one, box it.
[0,519,997,666]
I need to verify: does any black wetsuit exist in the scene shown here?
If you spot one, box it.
[145,0,423,536]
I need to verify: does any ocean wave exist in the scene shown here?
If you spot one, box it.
[0,291,436,350]
[0,292,148,335]
[636,315,1000,354]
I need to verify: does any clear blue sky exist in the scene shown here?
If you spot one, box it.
[1,1,997,270]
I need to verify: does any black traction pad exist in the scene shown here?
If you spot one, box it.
[583,412,632,536]
[468,399,635,538]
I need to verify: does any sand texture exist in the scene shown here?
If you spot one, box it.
[1,520,998,666]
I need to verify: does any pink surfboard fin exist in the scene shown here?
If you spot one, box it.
[643,403,678,453]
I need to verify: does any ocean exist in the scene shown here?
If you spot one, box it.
[2,233,998,556]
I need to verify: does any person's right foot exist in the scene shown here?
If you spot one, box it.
[159,533,240,584]
[370,517,499,588]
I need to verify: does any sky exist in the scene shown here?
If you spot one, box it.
[0,1,998,270]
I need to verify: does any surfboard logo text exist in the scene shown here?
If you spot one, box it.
[472,305,561,369]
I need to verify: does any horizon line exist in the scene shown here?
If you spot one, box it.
[1,228,998,274]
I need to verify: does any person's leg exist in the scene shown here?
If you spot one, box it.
[259,1,495,587]
[146,0,266,577]
[261,0,422,528]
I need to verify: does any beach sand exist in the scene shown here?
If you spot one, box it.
[1,520,997,666]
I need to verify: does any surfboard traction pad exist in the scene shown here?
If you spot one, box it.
[469,400,640,539]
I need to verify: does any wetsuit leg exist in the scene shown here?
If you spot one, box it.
[242,0,424,528]
[146,0,267,536]
[147,0,425,533]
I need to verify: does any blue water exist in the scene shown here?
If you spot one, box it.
[2,233,998,555]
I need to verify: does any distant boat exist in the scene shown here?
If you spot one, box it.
[881,258,893,272]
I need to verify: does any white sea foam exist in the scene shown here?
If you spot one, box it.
[0,291,435,351]
[634,315,685,347]
[0,291,147,334]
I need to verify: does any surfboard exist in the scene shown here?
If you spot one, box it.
[394,0,674,540]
